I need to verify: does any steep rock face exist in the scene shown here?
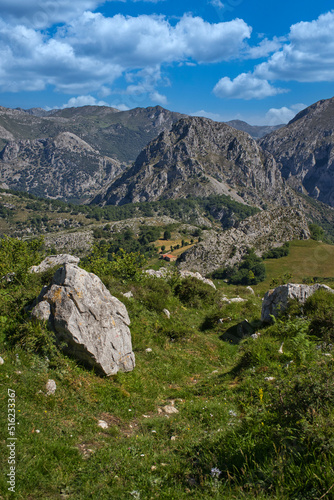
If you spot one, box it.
[31,264,135,376]
[178,208,310,275]
[0,132,123,202]
[259,97,334,207]
[95,117,293,208]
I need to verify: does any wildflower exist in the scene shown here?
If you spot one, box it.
[259,388,264,403]
[211,467,222,479]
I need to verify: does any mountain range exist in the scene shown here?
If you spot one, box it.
[0,98,334,219]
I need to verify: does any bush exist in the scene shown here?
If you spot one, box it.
[219,250,266,285]
[262,242,290,259]
[304,289,334,341]
[135,277,171,312]
[174,277,216,308]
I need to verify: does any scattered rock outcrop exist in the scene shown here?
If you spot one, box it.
[261,283,334,322]
[178,207,310,275]
[31,264,135,376]
[30,254,80,273]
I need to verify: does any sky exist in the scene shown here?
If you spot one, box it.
[0,0,334,124]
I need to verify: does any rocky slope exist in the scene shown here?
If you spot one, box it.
[94,117,294,208]
[259,97,334,207]
[0,132,123,202]
[0,105,183,200]
[178,207,310,275]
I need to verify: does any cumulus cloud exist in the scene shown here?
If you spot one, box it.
[61,95,109,108]
[191,109,224,121]
[61,13,251,66]
[149,91,167,105]
[213,73,288,100]
[214,10,334,100]
[0,0,106,28]
[264,103,306,125]
[244,36,285,59]
[0,12,251,95]
[255,11,334,82]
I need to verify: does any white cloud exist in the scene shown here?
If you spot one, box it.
[209,0,224,7]
[62,13,251,66]
[191,109,224,121]
[149,91,167,105]
[0,12,251,97]
[61,95,109,108]
[0,0,105,28]
[109,103,130,111]
[214,10,334,101]
[213,73,288,100]
[264,103,306,125]
[255,10,334,82]
[244,36,285,59]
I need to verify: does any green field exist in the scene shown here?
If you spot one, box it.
[255,239,334,294]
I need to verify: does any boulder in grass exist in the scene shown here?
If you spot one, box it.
[261,283,334,322]
[32,264,135,376]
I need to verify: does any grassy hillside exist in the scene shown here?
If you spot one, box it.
[255,239,334,294]
[0,238,334,499]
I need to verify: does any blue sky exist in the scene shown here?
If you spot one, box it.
[1,0,334,124]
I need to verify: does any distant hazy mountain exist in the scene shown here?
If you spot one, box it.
[93,116,294,208]
[226,120,284,139]
[0,105,183,201]
[260,97,334,207]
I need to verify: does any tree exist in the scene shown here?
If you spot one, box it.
[164,230,171,240]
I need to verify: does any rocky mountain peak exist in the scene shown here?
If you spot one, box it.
[94,116,294,208]
[259,96,334,207]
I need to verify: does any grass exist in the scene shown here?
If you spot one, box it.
[1,239,334,499]
[254,239,334,294]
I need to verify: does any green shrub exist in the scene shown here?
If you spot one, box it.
[174,277,216,308]
[219,250,266,285]
[135,277,171,312]
[304,289,334,341]
[262,242,290,259]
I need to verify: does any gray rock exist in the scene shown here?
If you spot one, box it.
[30,254,80,273]
[0,356,4,365]
[98,420,109,429]
[145,268,171,278]
[122,291,134,299]
[261,283,334,322]
[45,379,56,395]
[163,405,179,414]
[163,308,171,319]
[32,264,135,376]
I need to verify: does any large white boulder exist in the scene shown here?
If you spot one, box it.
[261,283,334,322]
[32,264,135,376]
